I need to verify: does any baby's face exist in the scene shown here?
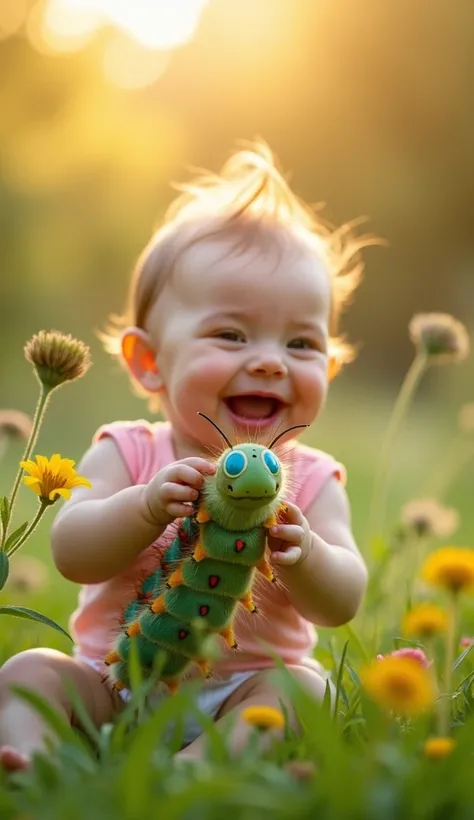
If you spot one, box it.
[146,234,332,450]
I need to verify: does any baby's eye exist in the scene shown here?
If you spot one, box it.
[216,330,246,343]
[288,338,320,351]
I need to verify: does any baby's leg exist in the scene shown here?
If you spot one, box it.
[0,648,121,771]
[176,664,327,759]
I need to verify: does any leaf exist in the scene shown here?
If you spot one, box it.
[453,643,474,672]
[0,496,9,541]
[334,640,349,722]
[0,550,9,591]
[10,685,90,751]
[4,520,29,554]
[0,605,72,640]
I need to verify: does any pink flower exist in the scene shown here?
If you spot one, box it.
[377,648,431,668]
[460,637,474,648]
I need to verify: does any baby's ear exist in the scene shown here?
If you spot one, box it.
[121,328,163,392]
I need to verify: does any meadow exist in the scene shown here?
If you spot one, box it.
[0,320,474,820]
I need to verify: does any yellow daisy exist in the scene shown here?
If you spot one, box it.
[402,603,449,639]
[241,705,285,731]
[421,547,474,594]
[424,736,456,759]
[361,656,435,716]
[21,454,91,502]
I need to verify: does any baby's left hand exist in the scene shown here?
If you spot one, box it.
[267,501,312,567]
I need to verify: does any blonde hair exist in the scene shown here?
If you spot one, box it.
[103,141,372,408]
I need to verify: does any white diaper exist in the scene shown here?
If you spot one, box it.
[76,654,257,747]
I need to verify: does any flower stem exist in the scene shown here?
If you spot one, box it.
[7,501,49,558]
[2,384,52,547]
[367,353,428,550]
[438,592,458,736]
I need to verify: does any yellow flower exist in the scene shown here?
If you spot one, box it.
[361,656,435,716]
[421,547,474,594]
[402,603,449,639]
[424,737,456,759]
[241,705,285,731]
[21,454,92,503]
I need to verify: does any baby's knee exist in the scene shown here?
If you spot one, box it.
[0,648,65,696]
[285,664,330,701]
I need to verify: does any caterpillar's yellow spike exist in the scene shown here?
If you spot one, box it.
[196,506,211,524]
[151,595,166,614]
[219,624,238,649]
[192,541,207,562]
[167,566,184,588]
[113,681,125,692]
[126,621,141,637]
[239,591,257,613]
[263,513,277,528]
[165,679,180,695]
[256,557,276,583]
[195,659,212,678]
[104,650,122,666]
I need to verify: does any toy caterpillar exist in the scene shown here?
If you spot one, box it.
[104,414,306,693]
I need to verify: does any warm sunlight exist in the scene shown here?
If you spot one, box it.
[42,0,209,50]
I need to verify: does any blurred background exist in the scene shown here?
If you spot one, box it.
[1,0,474,641]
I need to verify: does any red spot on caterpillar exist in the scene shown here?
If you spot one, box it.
[209,575,220,588]
[161,562,169,573]
[235,539,246,552]
[199,604,210,616]
[178,629,189,640]
[178,529,188,542]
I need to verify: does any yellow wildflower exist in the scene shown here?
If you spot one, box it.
[424,737,456,759]
[402,603,449,639]
[421,547,474,594]
[241,705,285,731]
[21,454,91,503]
[361,656,435,716]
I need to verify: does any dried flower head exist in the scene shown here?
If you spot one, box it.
[458,403,474,433]
[424,737,456,759]
[7,556,48,594]
[24,330,91,389]
[283,760,318,780]
[0,410,33,441]
[409,313,469,363]
[400,498,460,539]
[421,547,474,594]
[361,655,435,716]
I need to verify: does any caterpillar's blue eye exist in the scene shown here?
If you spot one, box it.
[262,449,280,475]
[223,450,247,478]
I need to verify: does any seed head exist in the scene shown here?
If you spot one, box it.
[0,410,33,441]
[409,313,469,363]
[458,403,474,433]
[400,498,459,539]
[24,330,91,389]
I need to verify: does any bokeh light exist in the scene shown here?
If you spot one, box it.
[40,0,209,50]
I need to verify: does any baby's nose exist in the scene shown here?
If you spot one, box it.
[247,351,288,378]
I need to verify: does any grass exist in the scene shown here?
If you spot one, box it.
[1,366,474,819]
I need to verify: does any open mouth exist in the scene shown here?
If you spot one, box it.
[224,395,285,422]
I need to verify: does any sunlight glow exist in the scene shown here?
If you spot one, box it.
[41,0,209,50]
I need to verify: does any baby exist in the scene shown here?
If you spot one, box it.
[0,143,368,771]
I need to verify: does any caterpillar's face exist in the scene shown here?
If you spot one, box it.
[215,443,281,509]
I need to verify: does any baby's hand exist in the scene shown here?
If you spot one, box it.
[267,501,312,567]
[142,458,216,527]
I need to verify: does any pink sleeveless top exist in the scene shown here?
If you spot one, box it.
[70,421,345,677]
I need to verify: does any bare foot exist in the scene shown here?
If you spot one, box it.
[0,745,30,772]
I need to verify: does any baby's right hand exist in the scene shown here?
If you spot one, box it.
[141,458,216,527]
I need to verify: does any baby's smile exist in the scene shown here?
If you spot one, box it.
[223,393,287,428]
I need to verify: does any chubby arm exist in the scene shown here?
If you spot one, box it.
[51,437,215,585]
[267,477,368,627]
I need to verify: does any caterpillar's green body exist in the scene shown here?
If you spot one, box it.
[105,433,291,693]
